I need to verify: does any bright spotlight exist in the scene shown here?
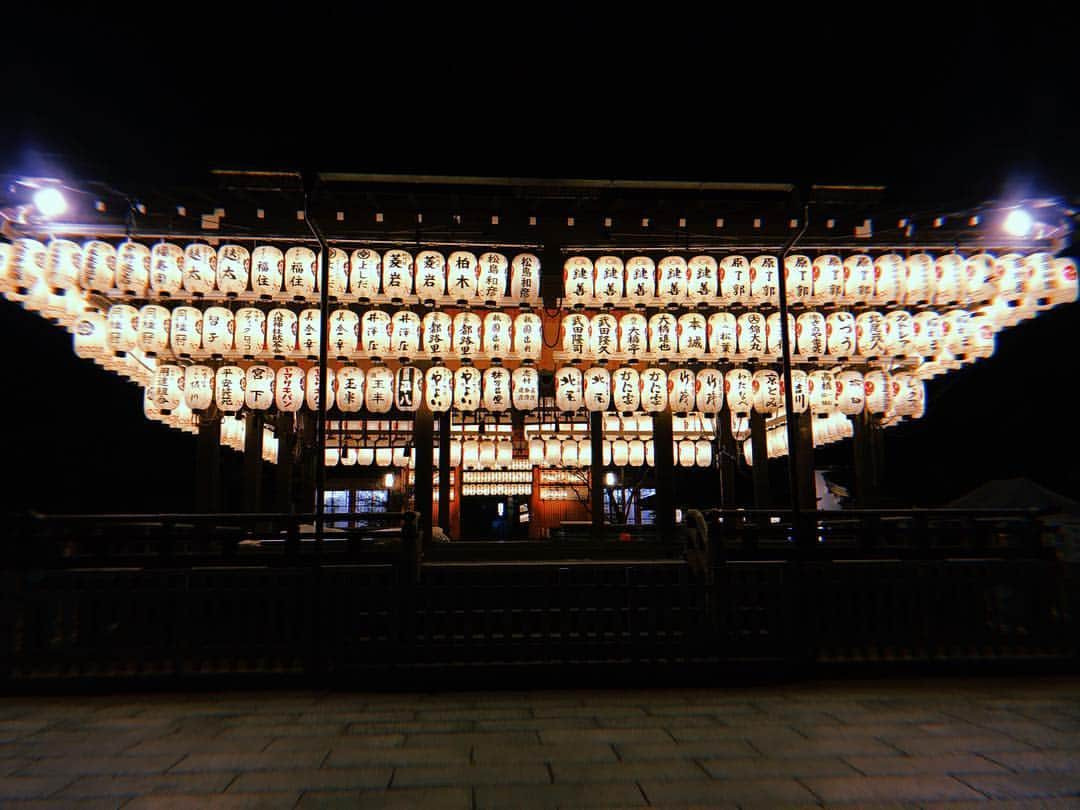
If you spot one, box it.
[1003,208,1033,237]
[383,472,395,489]
[605,472,616,486]
[33,187,67,218]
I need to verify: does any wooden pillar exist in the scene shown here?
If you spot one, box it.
[297,412,317,514]
[590,411,604,538]
[243,410,264,513]
[437,410,451,534]
[749,410,771,508]
[719,408,737,508]
[653,409,676,534]
[195,406,221,513]
[414,405,434,549]
[275,411,296,513]
[853,410,877,508]
[795,411,816,511]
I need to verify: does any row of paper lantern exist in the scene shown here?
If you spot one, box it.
[742,412,859,465]
[564,253,1078,309]
[0,239,542,304]
[527,436,715,468]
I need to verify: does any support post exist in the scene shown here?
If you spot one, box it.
[590,410,604,539]
[438,410,451,534]
[243,410,264,513]
[653,409,676,536]
[795,411,816,511]
[749,410,771,508]
[719,407,737,508]
[853,410,878,508]
[275,412,296,512]
[195,405,221,513]
[414,405,434,550]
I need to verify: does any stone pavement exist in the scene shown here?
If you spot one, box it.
[0,677,1078,808]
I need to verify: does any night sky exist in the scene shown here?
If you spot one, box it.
[2,13,1077,513]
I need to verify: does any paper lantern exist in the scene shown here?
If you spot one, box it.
[968,315,996,360]
[106,304,139,355]
[113,242,150,300]
[788,312,822,358]
[296,309,321,358]
[356,446,375,466]
[677,313,708,360]
[497,440,513,468]
[44,239,82,294]
[510,252,540,302]
[609,366,639,413]
[749,255,779,306]
[941,309,972,356]
[677,440,696,468]
[337,366,366,412]
[349,248,381,300]
[476,251,508,304]
[808,370,836,415]
[179,243,215,295]
[512,311,542,361]
[578,439,592,467]
[554,314,587,360]
[760,312,792,361]
[324,247,349,299]
[273,365,304,412]
[704,312,735,359]
[250,245,283,298]
[625,256,656,306]
[339,446,357,467]
[891,373,925,418]
[563,256,594,306]
[864,370,891,414]
[482,311,512,358]
[694,439,712,468]
[388,365,420,412]
[381,249,413,302]
[365,365,395,413]
[136,305,171,355]
[995,253,1029,322]
[361,310,392,357]
[686,255,718,305]
[584,367,612,412]
[244,365,274,410]
[199,307,233,357]
[447,251,478,302]
[151,364,184,412]
[668,367,696,414]
[783,369,809,413]
[724,368,753,416]
[692,368,722,415]
[536,437,557,467]
[718,255,750,304]
[782,254,813,305]
[511,366,539,411]
[5,238,42,302]
[911,311,942,357]
[1049,257,1078,306]
[835,370,865,415]
[449,311,479,360]
[234,307,266,357]
[638,367,667,413]
[529,438,545,465]
[265,308,298,358]
[842,254,874,305]
[213,365,244,413]
[599,440,611,466]
[584,254,623,307]
[476,440,496,469]
[872,254,905,305]
[482,366,511,412]
[78,240,116,294]
[657,256,688,305]
[555,366,583,412]
[390,310,421,358]
[327,309,359,358]
[644,313,674,359]
[560,440,579,468]
[815,254,847,305]
[413,249,447,304]
[822,311,855,358]
[73,310,107,359]
[209,243,249,296]
[883,310,916,357]
[965,253,998,303]
[736,311,766,358]
[904,253,934,305]
[581,313,615,361]
[619,312,648,359]
[934,253,966,306]
[281,246,316,299]
[855,311,885,357]
[422,310,452,357]
[424,365,453,412]
[611,439,630,467]
[306,367,335,411]
[375,446,393,467]
[452,365,481,411]
[170,306,203,357]
[751,370,782,414]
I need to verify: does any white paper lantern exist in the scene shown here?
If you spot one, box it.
[749,255,779,306]
[815,254,847,305]
[381,249,414,302]
[695,439,712,468]
[234,307,266,357]
[272,365,303,412]
[151,364,184,412]
[968,315,996,360]
[213,366,244,413]
[785,369,809,414]
[883,310,916,357]
[736,311,767,358]
[511,311,542,361]
[941,309,972,357]
[451,365,480,411]
[1049,257,1078,306]
[608,366,638,413]
[414,249,447,303]
[657,256,688,305]
[476,251,508,304]
[102,240,141,297]
[563,256,594,306]
[644,313,674,359]
[965,253,998,303]
[482,311,512,358]
[327,309,359,358]
[584,255,622,307]
[686,255,718,305]
[246,245,281,298]
[447,250,478,302]
[872,254,905,305]
[529,438,545,465]
[365,365,395,413]
[677,313,708,360]
[422,310,452,358]
[170,306,203,357]
[792,311,824,357]
[732,413,751,441]
[704,312,735,359]
[668,367,696,414]
[580,313,614,361]
[509,252,540,303]
[390,310,421,358]
[583,366,612,412]
[725,368,753,416]
[638,367,667,413]
[577,438,592,467]
[209,243,249,296]
[266,308,298,358]
[864,370,891,414]
[473,440,494,469]
[555,366,583,412]
[762,312,793,360]
[356,446,375,466]
[624,256,656,306]
[449,311,480,359]
[808,370,837,415]
[198,307,232,357]
[73,310,107,359]
[424,365,453,412]
[280,246,315,299]
[511,366,539,411]
[361,310,392,357]
[137,305,171,355]
[719,255,750,304]
[375,446,393,467]
[619,312,648,359]
[497,440,513,468]
[482,366,511,412]
[337,366,365,412]
[823,311,855,358]
[387,365,419,412]
[911,310,942,357]
[692,368,722,415]
[855,311,885,357]
[306,367,335,411]
[106,304,139,354]
[891,373,925,417]
[783,254,814,305]
[78,240,115,294]
[558,440,577,468]
[835,370,865,415]
[296,309,321,358]
[610,438,629,467]
[934,253,966,306]
[349,247,381,300]
[904,253,934,305]
[749,369,780,414]
[841,254,873,305]
[244,365,274,410]
[179,243,215,295]
[44,239,82,294]
[678,440,696,468]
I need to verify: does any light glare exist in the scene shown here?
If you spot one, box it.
[33,187,67,218]
[1003,208,1033,237]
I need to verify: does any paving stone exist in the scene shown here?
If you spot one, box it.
[0,800,127,809]
[883,734,1037,755]
[475,782,647,809]
[124,792,301,808]
[0,775,75,799]
[700,756,860,779]
[539,727,673,745]
[472,742,619,764]
[265,734,403,753]
[391,763,550,787]
[56,772,234,798]
[616,740,758,760]
[804,774,985,803]
[597,715,719,730]
[749,736,901,757]
[473,717,599,732]
[169,751,326,772]
[414,708,531,721]
[550,760,709,783]
[124,737,274,756]
[14,755,181,777]
[984,749,1080,772]
[843,754,1008,775]
[295,786,472,808]
[325,747,470,768]
[228,767,390,792]
[668,725,807,744]
[956,771,1080,799]
[216,724,346,738]
[641,777,818,805]
[405,731,539,747]
[531,705,645,719]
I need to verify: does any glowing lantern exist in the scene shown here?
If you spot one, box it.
[511,366,539,411]
[814,254,846,305]
[349,248,381,301]
[904,253,934,305]
[297,309,321,358]
[447,250,478,303]
[390,310,421,359]
[749,255,780,306]
[381,249,414,302]
[561,440,579,468]
[106,304,139,354]
[365,365,395,413]
[785,369,809,413]
[529,438,545,465]
[340,446,357,467]
[388,365,420,412]
[883,310,916,357]
[725,368,753,416]
[668,367,696,414]
[601,440,612,465]
[79,240,116,294]
[611,439,629,467]
[477,251,508,304]
[555,366,583,412]
[213,366,244,413]
[209,244,249,297]
[825,311,856,358]
[198,307,232,357]
[855,311,885,358]
[736,311,767,358]
[842,254,874,304]
[555,314,587,360]
[611,366,640,413]
[539,437,558,466]
[619,312,648,359]
[584,367,612,412]
[151,364,184,412]
[337,366,366,412]
[934,254,966,306]
[563,256,594,306]
[911,311,942,356]
[994,254,1028,324]
[422,310,452,358]
[266,308,298,358]
[451,311,481,360]
[588,313,617,360]
[510,252,540,303]
[965,253,998,303]
[137,305,171,355]
[244,365,274,410]
[732,413,751,441]
[891,374,925,418]
[835,370,865,415]
[795,311,826,357]
[646,440,656,467]
[578,439,592,467]
[45,239,83,293]
[640,367,668,413]
[234,307,266,358]
[1049,257,1078,306]
[423,365,451,413]
[752,369,782,414]
[281,246,315,299]
[414,249,447,304]
[463,439,481,469]
[482,366,511,412]
[783,254,814,306]
[375,446,393,467]
[645,313,675,359]
[678,440,696,468]
[306,367,335,411]
[357,446,375,466]
[872,254,905,305]
[687,255,718,305]
[361,310,392,357]
[482,311,512,358]
[498,440,514,468]
[719,255,750,304]
[706,312,736,359]
[513,312,542,361]
[587,255,623,307]
[625,256,656,306]
[73,310,107,359]
[694,368,723,414]
[327,310,359,358]
[864,370,891,414]
[452,365,481,412]
[941,309,972,357]
[170,306,203,357]
[657,256,688,305]
[695,440,712,468]
[249,245,283,298]
[677,313,708,360]
[272,365,304,412]
[326,248,349,299]
[808,370,836,415]
[969,315,995,360]
[181,243,216,295]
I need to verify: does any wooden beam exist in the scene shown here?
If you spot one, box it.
[590,411,604,538]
